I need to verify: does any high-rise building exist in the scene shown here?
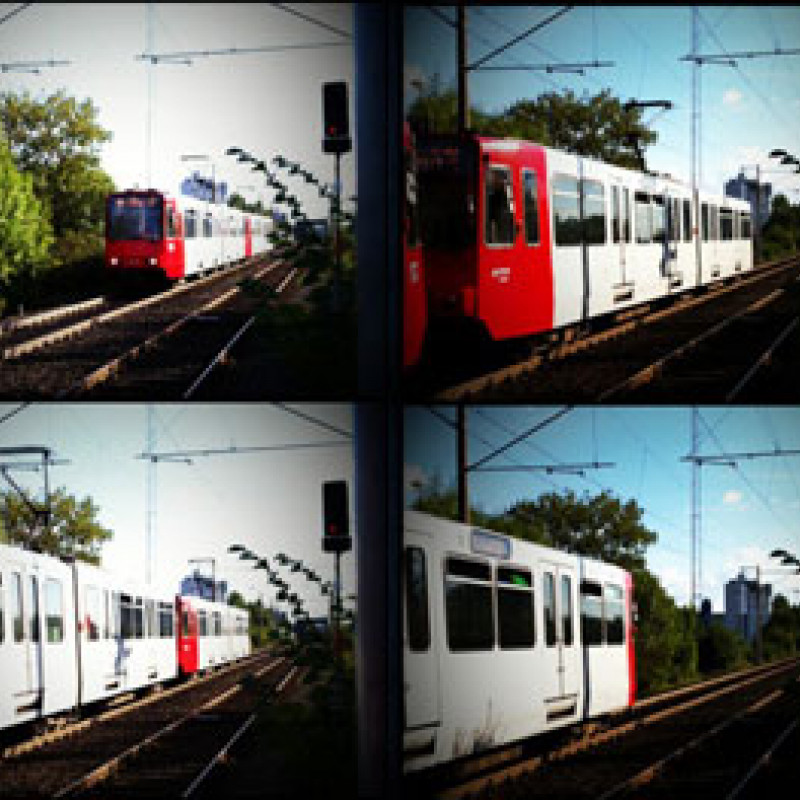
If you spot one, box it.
[723,571,771,642]
[180,569,228,602]
[725,172,772,227]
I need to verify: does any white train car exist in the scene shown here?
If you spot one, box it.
[180,595,249,672]
[0,544,77,730]
[403,510,636,772]
[73,561,177,705]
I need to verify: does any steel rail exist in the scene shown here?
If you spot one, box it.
[436,256,800,402]
[1,649,273,761]
[62,258,286,397]
[1,257,259,361]
[598,278,795,400]
[595,687,786,800]
[52,653,287,798]
[726,314,799,401]
[0,296,106,336]
[436,656,800,800]
[181,664,301,798]
[182,265,299,399]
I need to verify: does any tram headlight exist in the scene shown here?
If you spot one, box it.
[148,257,158,266]
[110,257,118,266]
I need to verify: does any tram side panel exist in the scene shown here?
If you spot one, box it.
[0,545,77,730]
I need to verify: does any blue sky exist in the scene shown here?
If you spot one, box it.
[0,3,354,219]
[0,403,354,618]
[404,406,800,612]
[405,5,800,203]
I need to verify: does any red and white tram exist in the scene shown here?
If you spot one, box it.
[0,542,251,732]
[409,134,752,358]
[403,510,636,771]
[105,189,273,281]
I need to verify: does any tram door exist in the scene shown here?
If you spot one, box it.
[403,541,440,731]
[541,564,579,720]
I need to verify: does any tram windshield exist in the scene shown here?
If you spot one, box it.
[417,139,476,250]
[107,194,164,241]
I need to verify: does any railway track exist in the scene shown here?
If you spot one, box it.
[430,256,800,402]
[0,252,297,399]
[420,655,800,800]
[0,648,295,798]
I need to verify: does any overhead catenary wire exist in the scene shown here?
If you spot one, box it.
[270,3,351,39]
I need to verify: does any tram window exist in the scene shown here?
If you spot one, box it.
[199,610,208,637]
[12,572,23,642]
[203,215,213,238]
[701,203,709,241]
[720,208,733,241]
[484,165,515,246]
[213,611,221,637]
[182,610,190,637]
[543,572,556,646]
[145,599,155,638]
[611,186,620,242]
[553,174,581,246]
[497,567,535,649]
[112,592,121,638]
[561,575,573,646]
[159,602,173,637]
[167,207,178,238]
[652,196,666,243]
[582,179,606,245]
[622,187,631,243]
[740,213,751,239]
[668,198,679,242]
[134,596,144,639]
[445,557,493,651]
[710,205,719,241]
[605,584,625,645]
[521,169,540,246]
[45,579,64,643]
[635,192,651,243]
[185,211,197,239]
[85,585,100,641]
[580,581,603,646]
[103,589,110,639]
[28,575,39,643]
[405,546,430,652]
[683,199,692,242]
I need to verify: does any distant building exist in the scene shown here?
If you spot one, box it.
[724,171,772,227]
[180,569,228,602]
[699,597,724,628]
[723,571,771,642]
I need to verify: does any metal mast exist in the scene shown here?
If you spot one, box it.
[146,404,156,584]
[146,1,154,188]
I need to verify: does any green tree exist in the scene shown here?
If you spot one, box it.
[761,194,800,261]
[697,621,749,673]
[761,594,800,660]
[632,569,698,694]
[1,487,113,565]
[0,90,115,244]
[407,87,657,170]
[228,590,247,609]
[496,490,657,572]
[0,137,54,310]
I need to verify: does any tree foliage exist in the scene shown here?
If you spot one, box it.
[761,594,800,659]
[0,136,54,308]
[697,621,749,674]
[761,193,800,262]
[0,487,113,565]
[407,86,657,170]
[0,90,115,243]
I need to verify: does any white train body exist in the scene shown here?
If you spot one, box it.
[403,510,636,772]
[0,543,251,732]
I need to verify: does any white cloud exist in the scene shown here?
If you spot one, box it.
[723,490,742,505]
[723,88,743,107]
